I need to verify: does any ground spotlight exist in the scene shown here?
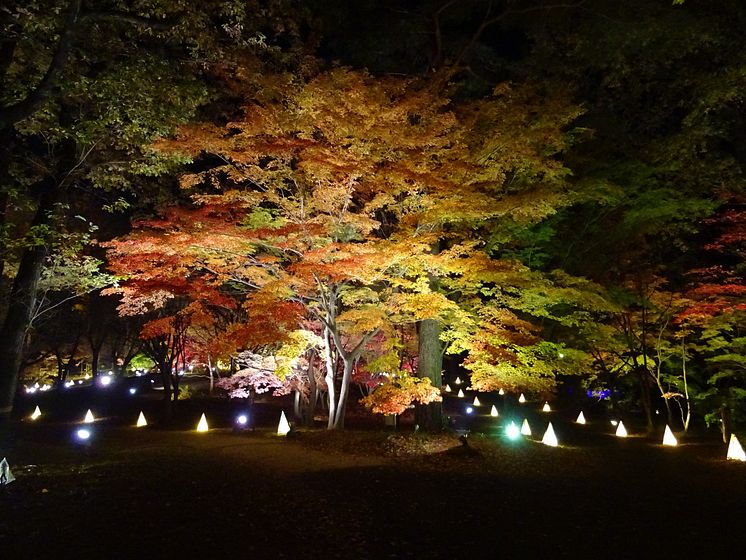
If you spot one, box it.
[505,421,520,440]
[129,387,137,395]
[75,428,92,442]
[465,406,474,415]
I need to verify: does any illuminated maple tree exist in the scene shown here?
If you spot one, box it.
[106,64,594,428]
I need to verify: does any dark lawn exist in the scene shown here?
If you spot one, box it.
[1,401,744,559]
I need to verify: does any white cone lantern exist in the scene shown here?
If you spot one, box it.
[542,402,551,412]
[521,418,532,436]
[518,393,526,403]
[277,411,291,436]
[615,420,628,437]
[498,388,505,396]
[727,434,746,462]
[542,422,558,447]
[454,377,462,385]
[576,411,586,424]
[490,405,499,417]
[473,396,481,406]
[662,425,677,446]
[84,409,94,423]
[30,406,41,420]
[457,389,465,398]
[444,384,452,393]
[196,413,209,432]
[136,411,147,427]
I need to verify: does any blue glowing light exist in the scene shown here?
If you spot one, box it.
[129,387,137,395]
[465,406,474,415]
[76,428,91,441]
[236,414,248,425]
[505,421,520,440]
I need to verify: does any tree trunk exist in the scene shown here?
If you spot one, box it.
[635,368,654,434]
[324,329,337,430]
[720,403,732,444]
[0,187,56,432]
[332,358,355,429]
[415,318,443,431]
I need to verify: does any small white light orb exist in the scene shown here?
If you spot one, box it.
[26,386,37,394]
[518,393,526,403]
[76,428,91,441]
[129,387,137,395]
[615,421,628,437]
[576,411,586,424]
[30,406,41,420]
[465,406,474,415]
[505,421,520,440]
[236,414,248,425]
[196,413,209,432]
[84,409,95,423]
[100,376,112,387]
[473,396,481,406]
[542,422,558,447]
[542,402,551,412]
[107,371,114,376]
[662,425,677,446]
[727,434,746,462]
[521,418,532,436]
[490,405,499,417]
[558,352,565,359]
[136,411,147,427]
[277,411,291,436]
[610,420,618,426]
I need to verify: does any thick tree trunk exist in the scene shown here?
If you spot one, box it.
[415,318,443,431]
[0,187,56,433]
[635,369,654,434]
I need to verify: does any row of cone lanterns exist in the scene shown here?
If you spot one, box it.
[24,405,746,461]
[29,407,292,436]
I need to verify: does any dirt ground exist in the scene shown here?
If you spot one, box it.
[1,403,744,560]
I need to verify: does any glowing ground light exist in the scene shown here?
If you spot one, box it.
[610,420,619,426]
[542,402,551,412]
[465,406,474,415]
[498,388,505,396]
[76,428,91,441]
[136,412,147,427]
[576,411,586,424]
[473,396,481,406]
[662,425,677,446]
[505,421,520,440]
[444,385,452,393]
[615,421,628,437]
[84,410,95,423]
[727,434,746,462]
[196,413,209,432]
[490,405,499,417]
[521,419,532,436]
[455,377,462,385]
[457,389,465,398]
[518,393,526,403]
[236,414,248,425]
[30,406,41,420]
[542,422,558,447]
[277,411,291,436]
[129,387,137,395]
[100,376,112,387]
